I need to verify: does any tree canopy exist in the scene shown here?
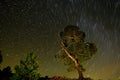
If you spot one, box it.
[11,52,40,80]
[0,51,2,64]
[56,25,97,78]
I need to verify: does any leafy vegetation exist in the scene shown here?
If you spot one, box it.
[56,25,97,80]
[11,52,40,80]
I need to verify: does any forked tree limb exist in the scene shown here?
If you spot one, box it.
[61,41,79,68]
[61,41,83,80]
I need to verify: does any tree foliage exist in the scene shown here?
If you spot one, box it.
[11,52,40,80]
[56,25,97,71]
[0,66,13,80]
[0,51,2,64]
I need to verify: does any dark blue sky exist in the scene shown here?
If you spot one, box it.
[0,0,120,79]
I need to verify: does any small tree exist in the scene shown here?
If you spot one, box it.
[56,25,97,80]
[0,51,2,64]
[1,66,13,80]
[0,51,3,69]
[11,52,40,80]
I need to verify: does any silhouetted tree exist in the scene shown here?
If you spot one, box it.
[0,51,3,64]
[0,51,3,78]
[0,66,13,80]
[56,25,97,80]
[11,52,40,80]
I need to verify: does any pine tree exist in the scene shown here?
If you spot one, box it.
[56,25,97,80]
[11,52,40,80]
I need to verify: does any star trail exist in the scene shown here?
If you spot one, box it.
[0,0,120,80]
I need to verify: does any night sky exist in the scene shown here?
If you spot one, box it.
[0,0,120,80]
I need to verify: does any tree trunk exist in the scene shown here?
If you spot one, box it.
[76,65,84,80]
[61,42,84,80]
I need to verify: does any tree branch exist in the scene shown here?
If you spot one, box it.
[61,41,79,67]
